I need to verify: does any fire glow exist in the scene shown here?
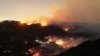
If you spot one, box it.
[45,36,78,48]
[19,16,51,26]
[28,36,85,56]
[28,48,41,56]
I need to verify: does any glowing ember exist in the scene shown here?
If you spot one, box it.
[55,39,68,48]
[55,39,65,46]
[28,48,42,56]
[64,28,69,31]
[33,52,40,56]
[45,36,58,42]
[63,27,71,32]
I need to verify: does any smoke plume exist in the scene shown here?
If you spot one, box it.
[61,0,100,23]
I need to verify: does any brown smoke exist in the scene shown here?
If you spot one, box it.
[61,0,100,23]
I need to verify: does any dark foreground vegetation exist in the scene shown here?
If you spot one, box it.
[57,38,100,56]
[0,20,100,56]
[0,20,66,56]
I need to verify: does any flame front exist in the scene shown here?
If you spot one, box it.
[45,36,79,49]
[55,39,67,48]
[19,16,51,26]
[28,36,85,56]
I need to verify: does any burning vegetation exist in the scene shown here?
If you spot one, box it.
[19,17,50,26]
[0,20,100,56]
[0,0,100,56]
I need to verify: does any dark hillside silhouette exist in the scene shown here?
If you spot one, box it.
[57,38,100,56]
[0,20,66,56]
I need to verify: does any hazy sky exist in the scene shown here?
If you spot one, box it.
[0,0,100,24]
[0,0,61,20]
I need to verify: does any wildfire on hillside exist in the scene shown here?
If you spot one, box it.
[28,35,84,56]
[45,36,77,48]
[19,16,51,26]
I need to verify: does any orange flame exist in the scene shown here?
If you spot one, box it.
[55,38,73,48]
[33,52,40,56]
[45,36,68,48]
[19,16,50,26]
[45,36,78,49]
[55,39,66,46]
[28,48,41,56]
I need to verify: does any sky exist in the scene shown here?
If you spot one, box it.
[0,0,62,20]
[0,0,100,24]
